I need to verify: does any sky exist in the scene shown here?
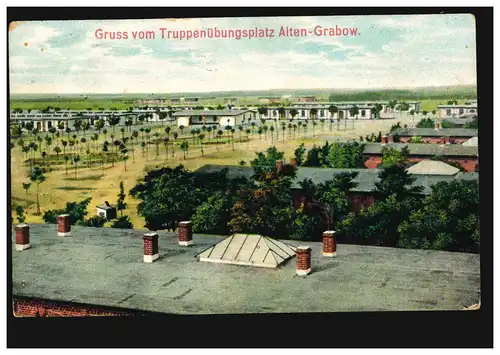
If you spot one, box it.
[8,14,477,94]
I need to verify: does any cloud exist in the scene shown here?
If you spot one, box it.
[8,14,477,93]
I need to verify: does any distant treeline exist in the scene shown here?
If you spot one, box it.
[11,86,477,102]
[328,88,478,102]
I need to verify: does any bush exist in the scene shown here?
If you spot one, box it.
[77,215,107,228]
[192,192,232,235]
[289,204,324,241]
[15,205,25,224]
[111,215,134,229]
[42,198,92,224]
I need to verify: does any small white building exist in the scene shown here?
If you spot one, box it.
[173,109,257,128]
[438,103,478,119]
[96,202,117,220]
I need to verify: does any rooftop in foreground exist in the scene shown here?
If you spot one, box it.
[12,224,480,314]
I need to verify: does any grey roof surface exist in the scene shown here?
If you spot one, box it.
[12,224,480,314]
[363,143,479,157]
[443,117,476,125]
[194,165,479,195]
[172,110,255,117]
[391,128,478,137]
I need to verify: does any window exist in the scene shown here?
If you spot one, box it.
[446,109,452,116]
[361,110,366,117]
[470,109,476,113]
[272,111,277,117]
[301,110,305,117]
[319,110,324,117]
[459,109,464,114]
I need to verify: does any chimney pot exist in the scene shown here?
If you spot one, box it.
[15,224,31,251]
[276,160,284,172]
[381,136,387,145]
[57,214,71,237]
[143,232,159,263]
[322,231,337,257]
[296,246,312,276]
[178,221,193,246]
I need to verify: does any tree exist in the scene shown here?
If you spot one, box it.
[198,133,205,156]
[380,145,410,169]
[294,143,307,166]
[172,132,178,157]
[398,180,479,253]
[338,194,417,247]
[179,125,185,137]
[191,192,233,235]
[28,166,46,215]
[108,115,120,134]
[116,181,126,217]
[290,108,298,121]
[304,171,359,230]
[250,146,286,178]
[258,106,268,118]
[42,197,92,225]
[216,130,223,151]
[73,155,81,180]
[15,205,26,224]
[22,182,31,208]
[416,117,435,128]
[371,103,383,122]
[180,140,189,160]
[269,125,275,144]
[278,107,286,120]
[94,119,105,134]
[327,141,365,168]
[228,158,295,237]
[373,163,423,201]
[130,166,203,231]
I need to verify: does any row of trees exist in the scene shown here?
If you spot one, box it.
[129,145,479,253]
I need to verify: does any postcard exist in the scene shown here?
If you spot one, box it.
[9,13,480,319]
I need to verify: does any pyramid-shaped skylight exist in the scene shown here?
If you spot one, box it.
[196,234,296,269]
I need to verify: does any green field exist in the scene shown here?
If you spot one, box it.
[9,86,477,111]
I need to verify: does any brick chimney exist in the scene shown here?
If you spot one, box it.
[178,221,193,246]
[381,135,387,145]
[296,246,311,276]
[143,232,159,263]
[276,160,284,172]
[322,231,336,257]
[57,214,71,237]
[15,224,30,251]
[290,157,297,169]
[388,135,394,143]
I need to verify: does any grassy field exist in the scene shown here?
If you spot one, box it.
[10,113,419,229]
[10,97,467,112]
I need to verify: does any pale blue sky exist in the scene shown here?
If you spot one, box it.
[9,14,477,93]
